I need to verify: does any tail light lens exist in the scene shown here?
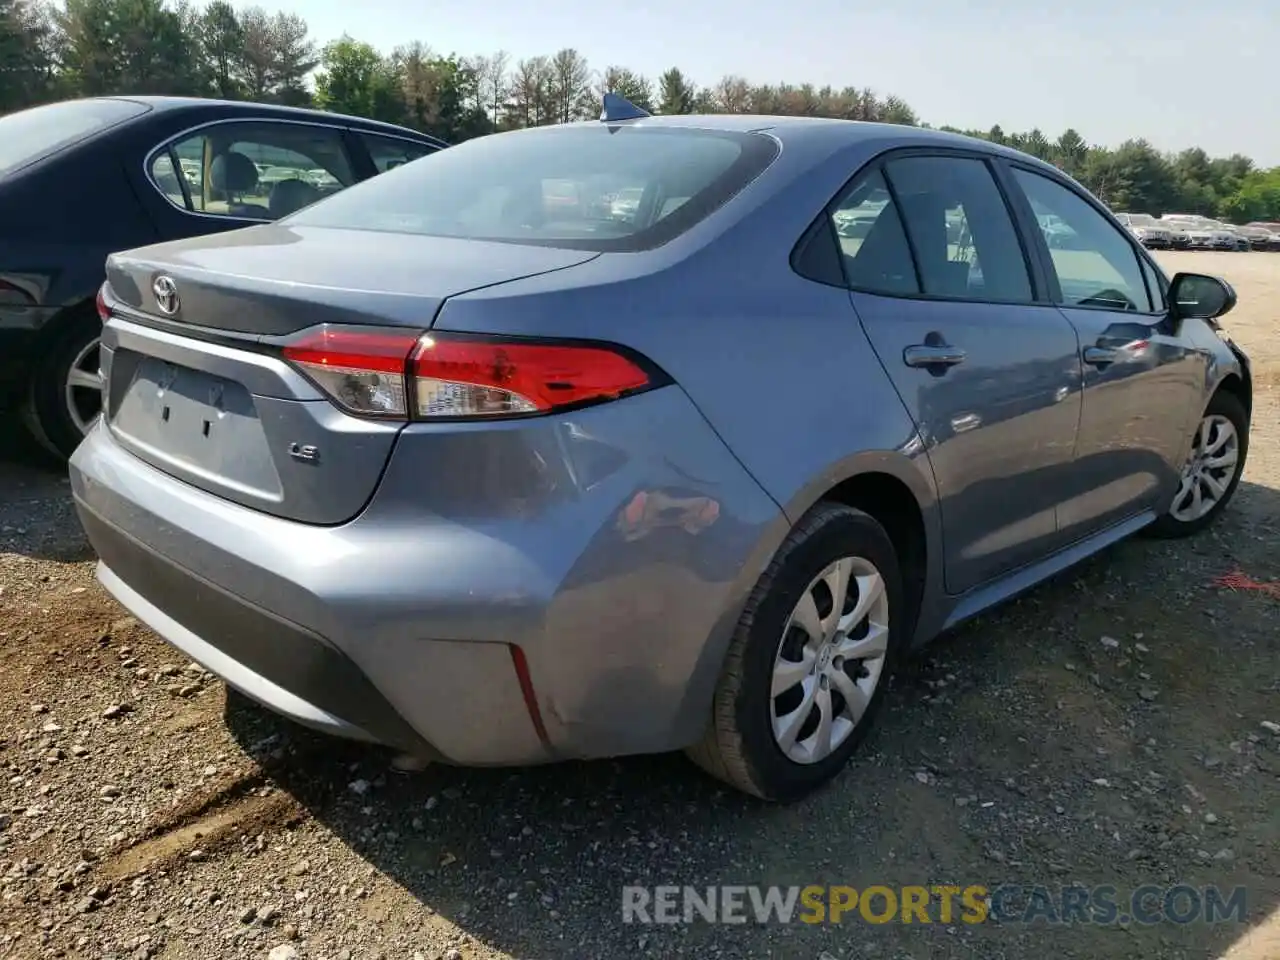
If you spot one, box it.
[282,326,658,421]
[96,283,111,322]
[283,328,419,418]
[412,334,653,418]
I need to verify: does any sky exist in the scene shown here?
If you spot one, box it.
[234,0,1280,167]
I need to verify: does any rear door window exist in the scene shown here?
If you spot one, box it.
[152,122,355,221]
[0,99,149,177]
[883,155,1034,303]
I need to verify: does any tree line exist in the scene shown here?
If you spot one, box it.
[3,0,1278,222]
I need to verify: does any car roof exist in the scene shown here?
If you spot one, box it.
[543,112,1065,176]
[99,95,447,145]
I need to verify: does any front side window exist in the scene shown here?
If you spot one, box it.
[153,122,355,221]
[359,133,437,173]
[1140,256,1166,312]
[288,125,779,251]
[0,99,149,177]
[1013,168,1150,312]
[884,156,1033,303]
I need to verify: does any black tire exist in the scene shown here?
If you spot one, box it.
[686,502,906,802]
[1144,389,1249,539]
[23,307,103,461]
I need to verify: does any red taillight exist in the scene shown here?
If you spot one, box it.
[96,284,110,323]
[282,327,657,421]
[282,327,420,418]
[411,334,653,419]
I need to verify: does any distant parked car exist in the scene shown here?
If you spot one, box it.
[1236,224,1280,251]
[72,105,1252,802]
[1114,212,1174,249]
[0,96,447,458]
[1215,223,1254,252]
[1163,217,1239,251]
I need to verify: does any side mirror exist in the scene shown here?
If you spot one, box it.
[1169,272,1236,321]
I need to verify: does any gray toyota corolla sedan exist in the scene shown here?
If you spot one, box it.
[70,97,1252,801]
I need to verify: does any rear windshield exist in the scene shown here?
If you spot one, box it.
[288,125,780,251]
[0,99,149,177]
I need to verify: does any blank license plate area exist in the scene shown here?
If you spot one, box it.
[111,356,281,497]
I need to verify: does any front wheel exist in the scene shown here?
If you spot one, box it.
[686,503,905,801]
[1145,390,1248,539]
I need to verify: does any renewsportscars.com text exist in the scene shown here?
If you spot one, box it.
[621,884,1247,926]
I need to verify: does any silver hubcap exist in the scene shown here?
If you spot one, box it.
[65,336,104,436]
[1170,414,1238,523]
[771,556,890,765]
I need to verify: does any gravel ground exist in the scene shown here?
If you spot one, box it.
[1,252,1278,960]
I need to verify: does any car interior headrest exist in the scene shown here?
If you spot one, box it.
[210,151,260,195]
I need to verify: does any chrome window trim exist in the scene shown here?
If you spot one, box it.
[355,129,444,151]
[141,115,438,224]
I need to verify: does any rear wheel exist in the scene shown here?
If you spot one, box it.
[686,503,904,801]
[1145,390,1248,539]
[23,308,104,460]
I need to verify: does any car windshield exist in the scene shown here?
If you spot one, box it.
[0,98,149,177]
[288,125,780,251]
[1128,214,1157,226]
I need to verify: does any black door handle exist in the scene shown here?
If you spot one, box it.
[904,344,967,369]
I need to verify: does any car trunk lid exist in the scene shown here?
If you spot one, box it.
[100,225,598,524]
[104,224,599,336]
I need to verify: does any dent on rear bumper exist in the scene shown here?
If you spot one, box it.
[70,385,785,763]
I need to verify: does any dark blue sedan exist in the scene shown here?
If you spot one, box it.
[0,96,446,457]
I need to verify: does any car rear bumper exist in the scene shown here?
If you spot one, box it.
[70,386,783,765]
[92,552,402,748]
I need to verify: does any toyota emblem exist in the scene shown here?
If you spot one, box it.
[152,275,179,315]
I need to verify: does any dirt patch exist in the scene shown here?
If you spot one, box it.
[101,787,298,883]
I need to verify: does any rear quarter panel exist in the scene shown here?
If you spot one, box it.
[434,129,941,513]
[0,126,159,400]
[434,130,946,641]
[0,127,160,309]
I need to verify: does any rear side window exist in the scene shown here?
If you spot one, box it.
[884,156,1033,303]
[0,99,149,177]
[828,169,920,295]
[153,121,355,221]
[288,126,780,251]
